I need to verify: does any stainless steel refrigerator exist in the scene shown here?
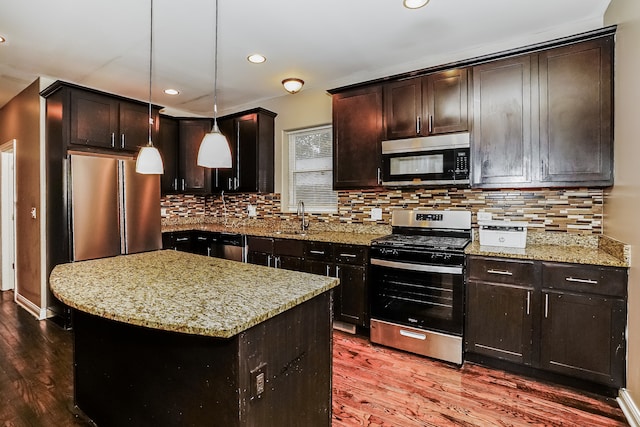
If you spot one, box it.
[69,154,162,262]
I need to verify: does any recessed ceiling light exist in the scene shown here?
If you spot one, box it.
[403,0,430,9]
[247,54,266,64]
[164,88,179,95]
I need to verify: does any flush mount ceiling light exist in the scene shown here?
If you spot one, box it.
[247,53,266,64]
[282,78,304,94]
[403,0,430,9]
[197,0,232,169]
[136,0,164,175]
[164,88,179,95]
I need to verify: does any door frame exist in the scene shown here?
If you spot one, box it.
[0,140,16,293]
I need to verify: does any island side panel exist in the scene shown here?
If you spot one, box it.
[237,290,333,426]
[72,310,242,427]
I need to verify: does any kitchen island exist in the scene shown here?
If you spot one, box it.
[49,250,339,427]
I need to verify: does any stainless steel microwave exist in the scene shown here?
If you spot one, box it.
[381,133,470,187]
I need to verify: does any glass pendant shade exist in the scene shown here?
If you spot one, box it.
[136,144,164,174]
[197,123,232,168]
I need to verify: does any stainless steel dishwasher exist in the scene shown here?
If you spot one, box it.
[217,232,246,262]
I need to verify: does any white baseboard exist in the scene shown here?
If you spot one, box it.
[618,388,640,427]
[15,293,47,320]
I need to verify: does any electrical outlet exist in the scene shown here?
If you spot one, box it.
[247,204,257,218]
[370,208,383,221]
[160,208,167,217]
[251,363,267,399]
[477,211,492,222]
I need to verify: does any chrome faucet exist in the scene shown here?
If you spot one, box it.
[297,200,309,232]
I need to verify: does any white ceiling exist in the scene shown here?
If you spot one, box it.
[0,0,611,117]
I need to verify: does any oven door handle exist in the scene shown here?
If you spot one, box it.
[371,258,463,275]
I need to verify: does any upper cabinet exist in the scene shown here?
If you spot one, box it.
[216,108,276,193]
[332,85,384,190]
[156,115,179,194]
[537,37,613,185]
[383,68,469,140]
[177,118,214,194]
[471,54,533,187]
[472,35,614,188]
[66,85,159,152]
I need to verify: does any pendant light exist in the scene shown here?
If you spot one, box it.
[197,0,232,169]
[136,0,164,174]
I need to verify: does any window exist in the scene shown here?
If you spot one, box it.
[287,125,337,213]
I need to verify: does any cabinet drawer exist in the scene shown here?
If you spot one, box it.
[305,241,332,261]
[333,244,368,265]
[247,236,273,253]
[542,262,627,297]
[274,238,304,258]
[467,256,537,285]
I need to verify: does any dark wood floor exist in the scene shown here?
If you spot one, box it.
[0,291,628,426]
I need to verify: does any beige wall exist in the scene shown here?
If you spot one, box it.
[219,88,333,210]
[0,79,44,315]
[605,0,640,411]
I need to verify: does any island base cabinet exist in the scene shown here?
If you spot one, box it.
[72,291,333,427]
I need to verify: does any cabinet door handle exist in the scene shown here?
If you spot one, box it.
[326,265,331,277]
[181,179,185,191]
[275,256,280,269]
[120,134,125,149]
[310,250,325,255]
[566,277,598,285]
[173,178,178,191]
[267,255,272,268]
[339,253,357,258]
[335,265,340,277]
[197,236,207,241]
[487,269,513,276]
[228,178,232,190]
[110,133,115,148]
[207,247,211,257]
[526,291,530,315]
[377,167,382,185]
[428,115,433,134]
[544,293,549,318]
[416,116,421,134]
[175,237,189,242]
[234,177,239,190]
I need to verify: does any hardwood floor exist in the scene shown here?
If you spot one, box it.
[332,331,627,426]
[0,291,628,426]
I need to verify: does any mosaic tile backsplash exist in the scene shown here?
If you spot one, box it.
[161,187,604,234]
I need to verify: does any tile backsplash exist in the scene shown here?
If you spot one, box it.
[161,187,603,234]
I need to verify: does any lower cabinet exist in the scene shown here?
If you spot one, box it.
[466,255,627,390]
[246,236,304,271]
[162,231,194,252]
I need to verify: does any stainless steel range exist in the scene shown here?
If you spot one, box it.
[370,209,472,365]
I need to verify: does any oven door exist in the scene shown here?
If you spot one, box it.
[370,259,464,336]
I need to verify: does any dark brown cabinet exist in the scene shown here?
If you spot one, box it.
[538,37,613,185]
[156,115,179,194]
[540,262,626,388]
[216,108,276,193]
[471,54,533,187]
[303,242,369,328]
[384,68,469,140]
[69,87,158,152]
[162,231,194,252]
[246,236,304,271]
[177,118,213,194]
[331,85,384,190]
[472,35,613,188]
[466,255,627,390]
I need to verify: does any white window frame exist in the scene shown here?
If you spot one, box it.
[285,125,337,213]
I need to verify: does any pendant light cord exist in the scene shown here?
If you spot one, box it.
[148,0,154,146]
[213,0,219,126]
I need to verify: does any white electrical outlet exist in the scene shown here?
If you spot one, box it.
[477,211,492,222]
[370,208,383,221]
[247,204,257,218]
[160,208,167,217]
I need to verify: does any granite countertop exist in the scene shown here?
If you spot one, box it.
[50,250,339,338]
[162,222,387,246]
[465,240,628,268]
